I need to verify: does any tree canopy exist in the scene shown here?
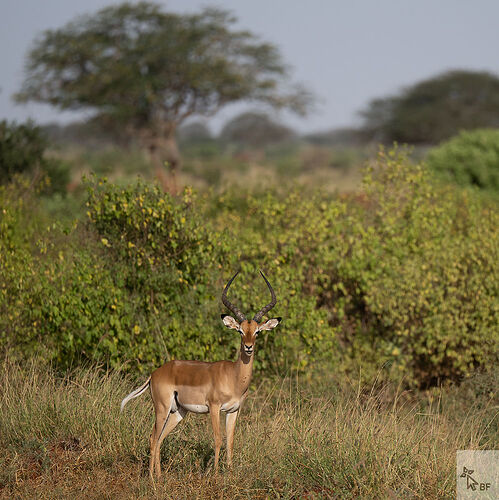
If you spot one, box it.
[15,2,311,187]
[220,112,295,148]
[360,70,499,144]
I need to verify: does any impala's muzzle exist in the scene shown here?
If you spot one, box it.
[243,344,254,355]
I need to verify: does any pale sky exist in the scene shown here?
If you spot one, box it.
[1,0,498,133]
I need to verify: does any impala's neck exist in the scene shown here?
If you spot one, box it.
[235,345,254,393]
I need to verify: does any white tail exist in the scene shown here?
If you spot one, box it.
[120,376,151,413]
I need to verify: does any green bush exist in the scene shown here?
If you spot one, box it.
[0,177,335,374]
[0,177,225,371]
[0,175,50,359]
[1,150,497,386]
[322,148,499,386]
[0,120,45,183]
[0,120,70,194]
[426,128,499,193]
[208,188,340,373]
[82,178,335,374]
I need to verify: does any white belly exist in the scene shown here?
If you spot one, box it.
[180,403,209,414]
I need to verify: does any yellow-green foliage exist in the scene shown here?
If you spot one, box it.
[85,177,213,284]
[1,149,497,386]
[328,148,499,386]
[209,148,498,386]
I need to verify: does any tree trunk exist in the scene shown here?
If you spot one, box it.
[143,123,181,194]
[161,128,181,194]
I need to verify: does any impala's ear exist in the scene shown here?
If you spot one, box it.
[257,317,282,332]
[221,314,240,330]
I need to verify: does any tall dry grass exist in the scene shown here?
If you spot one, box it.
[0,361,496,499]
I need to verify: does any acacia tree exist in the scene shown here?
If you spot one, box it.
[15,2,311,190]
[360,70,499,144]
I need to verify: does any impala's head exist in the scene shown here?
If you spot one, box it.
[221,270,281,357]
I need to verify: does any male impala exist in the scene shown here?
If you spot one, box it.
[120,271,281,478]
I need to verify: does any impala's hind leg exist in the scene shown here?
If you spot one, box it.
[149,394,174,479]
[153,405,187,477]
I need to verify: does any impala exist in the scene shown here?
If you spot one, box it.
[120,270,281,478]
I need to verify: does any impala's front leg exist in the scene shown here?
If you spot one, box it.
[209,404,222,471]
[225,410,238,468]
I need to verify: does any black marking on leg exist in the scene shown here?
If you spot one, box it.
[158,413,171,441]
[171,391,180,413]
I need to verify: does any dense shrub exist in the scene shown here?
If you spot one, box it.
[207,188,341,372]
[209,149,498,386]
[323,148,498,386]
[0,178,333,373]
[1,149,497,386]
[0,120,70,193]
[85,178,214,285]
[83,179,335,374]
[0,178,224,370]
[0,176,52,359]
[426,129,499,193]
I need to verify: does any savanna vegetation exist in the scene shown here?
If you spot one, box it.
[1,124,498,497]
[3,142,497,385]
[2,2,499,498]
[1,362,497,499]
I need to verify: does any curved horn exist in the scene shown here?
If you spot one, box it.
[253,270,277,323]
[221,271,246,323]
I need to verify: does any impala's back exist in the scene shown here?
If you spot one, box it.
[150,359,238,414]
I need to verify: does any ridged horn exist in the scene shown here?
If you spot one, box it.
[253,271,276,323]
[221,271,246,323]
